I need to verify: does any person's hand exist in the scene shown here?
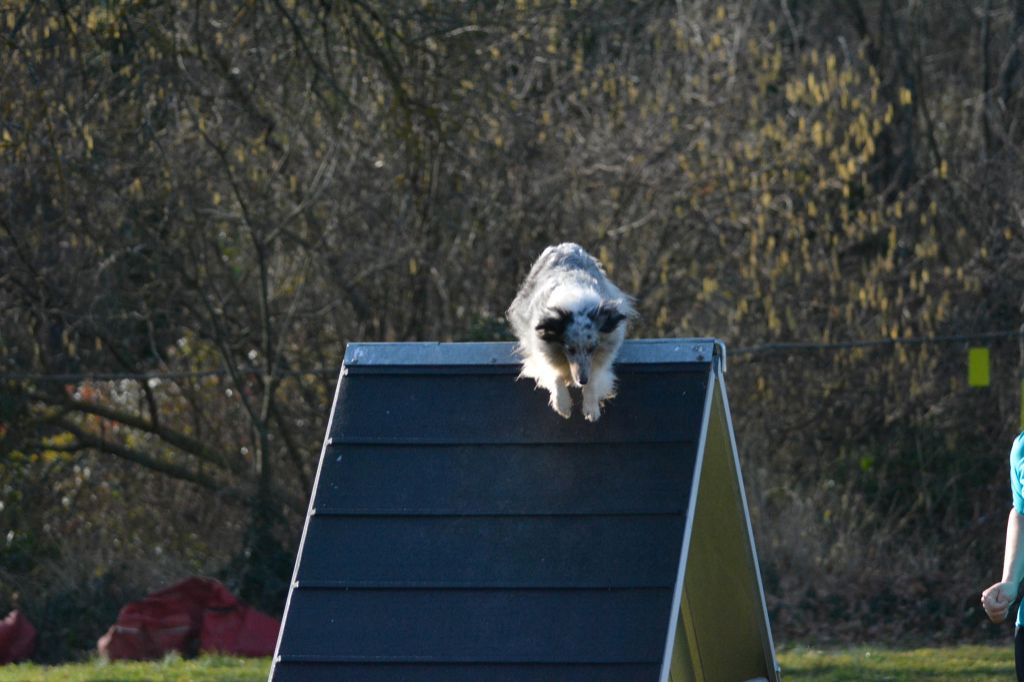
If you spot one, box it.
[982,581,1019,623]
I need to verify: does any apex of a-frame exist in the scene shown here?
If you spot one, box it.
[342,338,721,368]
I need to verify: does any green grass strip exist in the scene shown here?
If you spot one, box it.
[0,647,1016,681]
[0,654,270,682]
[778,645,1015,681]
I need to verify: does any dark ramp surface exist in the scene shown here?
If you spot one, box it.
[270,340,714,682]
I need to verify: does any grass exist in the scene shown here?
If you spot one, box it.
[777,644,1015,681]
[0,646,1014,681]
[0,655,271,681]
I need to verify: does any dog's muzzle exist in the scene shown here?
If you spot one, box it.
[570,363,589,386]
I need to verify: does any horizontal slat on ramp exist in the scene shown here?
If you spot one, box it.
[271,662,660,682]
[277,588,671,663]
[330,369,708,444]
[312,442,696,515]
[295,515,685,588]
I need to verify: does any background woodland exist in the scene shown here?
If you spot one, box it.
[2,0,1024,659]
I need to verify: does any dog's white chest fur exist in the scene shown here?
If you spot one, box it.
[506,243,635,422]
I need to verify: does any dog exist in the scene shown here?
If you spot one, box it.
[507,243,636,422]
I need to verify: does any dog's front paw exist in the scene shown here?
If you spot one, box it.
[581,384,609,422]
[549,386,573,419]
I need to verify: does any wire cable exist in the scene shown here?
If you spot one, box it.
[0,367,338,383]
[732,329,1024,355]
[1,328,1022,382]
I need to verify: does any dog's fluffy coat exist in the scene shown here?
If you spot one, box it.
[507,243,636,421]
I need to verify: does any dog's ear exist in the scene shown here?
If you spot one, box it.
[536,308,571,342]
[592,302,627,334]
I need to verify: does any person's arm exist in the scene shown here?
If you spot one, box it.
[982,508,1024,623]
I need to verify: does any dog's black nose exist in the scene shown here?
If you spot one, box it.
[578,376,588,385]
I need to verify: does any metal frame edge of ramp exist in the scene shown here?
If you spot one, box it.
[269,339,780,682]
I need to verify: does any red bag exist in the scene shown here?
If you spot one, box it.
[200,604,280,656]
[97,608,194,660]
[97,577,279,660]
[0,610,37,664]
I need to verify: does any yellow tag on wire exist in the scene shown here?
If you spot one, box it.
[968,347,990,388]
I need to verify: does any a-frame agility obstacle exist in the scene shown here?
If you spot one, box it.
[270,339,780,681]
